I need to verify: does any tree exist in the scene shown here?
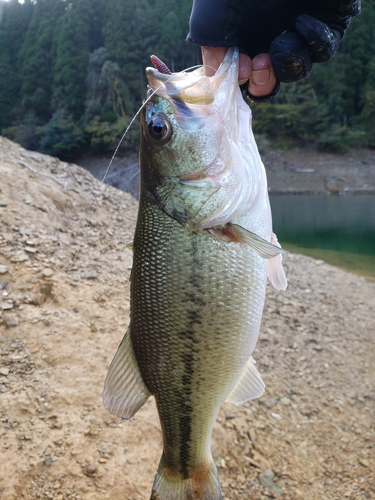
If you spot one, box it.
[84,47,127,122]
[0,0,33,130]
[52,2,90,118]
[19,0,65,120]
[104,0,157,111]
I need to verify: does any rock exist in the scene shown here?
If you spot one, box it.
[0,199,8,207]
[10,251,29,263]
[83,464,97,477]
[257,470,283,495]
[23,195,34,205]
[271,413,283,420]
[359,458,369,467]
[248,428,256,443]
[29,344,40,354]
[1,301,14,310]
[280,397,291,406]
[44,456,52,467]
[0,265,8,274]
[0,367,10,376]
[3,312,19,328]
[42,268,53,277]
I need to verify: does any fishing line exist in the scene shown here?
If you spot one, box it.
[43,60,216,314]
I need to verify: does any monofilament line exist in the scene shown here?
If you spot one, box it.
[45,62,211,313]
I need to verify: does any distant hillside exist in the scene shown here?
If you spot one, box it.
[0,0,374,160]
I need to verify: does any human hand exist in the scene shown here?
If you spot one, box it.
[188,0,361,102]
[202,47,277,101]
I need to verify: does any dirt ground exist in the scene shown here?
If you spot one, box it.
[0,137,374,500]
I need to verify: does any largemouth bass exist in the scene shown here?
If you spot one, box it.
[103,47,287,500]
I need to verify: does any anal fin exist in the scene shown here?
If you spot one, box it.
[103,328,151,419]
[225,357,265,406]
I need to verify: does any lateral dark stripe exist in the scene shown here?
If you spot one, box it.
[178,238,202,478]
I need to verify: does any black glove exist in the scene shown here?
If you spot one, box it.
[187,0,361,99]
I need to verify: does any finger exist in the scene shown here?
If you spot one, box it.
[296,14,341,63]
[201,46,227,76]
[238,53,252,85]
[269,32,312,83]
[247,53,277,97]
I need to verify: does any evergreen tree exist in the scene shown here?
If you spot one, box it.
[84,47,127,122]
[75,0,105,52]
[0,0,33,130]
[52,2,90,118]
[19,0,65,121]
[104,0,156,111]
[0,0,373,157]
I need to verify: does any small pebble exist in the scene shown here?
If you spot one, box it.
[281,397,291,406]
[83,464,97,476]
[271,412,283,420]
[1,302,13,311]
[359,458,369,467]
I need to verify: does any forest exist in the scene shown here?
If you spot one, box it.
[0,0,374,160]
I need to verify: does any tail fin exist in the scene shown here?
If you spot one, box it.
[151,455,222,500]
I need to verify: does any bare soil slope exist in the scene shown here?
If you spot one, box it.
[0,138,374,500]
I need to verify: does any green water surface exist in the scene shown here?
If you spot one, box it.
[270,195,375,281]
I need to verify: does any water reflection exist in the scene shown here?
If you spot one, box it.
[270,195,375,256]
[270,195,375,280]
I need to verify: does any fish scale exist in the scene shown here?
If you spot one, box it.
[131,196,266,480]
[103,47,286,500]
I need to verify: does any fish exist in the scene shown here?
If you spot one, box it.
[103,47,287,500]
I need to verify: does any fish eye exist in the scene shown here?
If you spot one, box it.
[147,115,172,144]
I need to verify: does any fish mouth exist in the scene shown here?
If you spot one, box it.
[145,64,215,105]
[145,47,238,106]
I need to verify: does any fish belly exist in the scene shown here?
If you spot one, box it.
[130,196,267,476]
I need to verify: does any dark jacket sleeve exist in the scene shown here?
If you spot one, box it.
[187,0,361,82]
[187,0,299,57]
[187,0,247,48]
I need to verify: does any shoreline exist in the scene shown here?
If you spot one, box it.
[263,146,375,196]
[76,146,375,197]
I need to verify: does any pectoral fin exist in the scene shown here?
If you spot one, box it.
[103,328,151,419]
[208,223,285,259]
[232,224,285,259]
[225,357,265,406]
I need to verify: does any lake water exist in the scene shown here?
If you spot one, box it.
[269,195,375,280]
